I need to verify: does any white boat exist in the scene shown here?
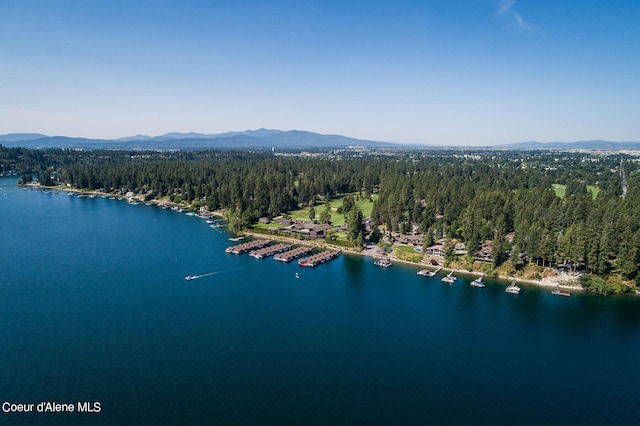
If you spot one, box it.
[295,273,300,279]
[505,280,520,294]
[185,276,194,281]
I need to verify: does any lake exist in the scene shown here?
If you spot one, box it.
[1,176,639,425]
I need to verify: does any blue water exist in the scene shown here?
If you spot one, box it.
[2,176,640,425]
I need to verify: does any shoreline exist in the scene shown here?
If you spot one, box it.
[43,184,583,292]
[242,231,583,292]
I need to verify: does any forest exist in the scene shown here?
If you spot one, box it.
[2,144,640,293]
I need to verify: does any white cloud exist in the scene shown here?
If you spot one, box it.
[496,0,516,15]
[494,0,537,32]
[512,12,537,32]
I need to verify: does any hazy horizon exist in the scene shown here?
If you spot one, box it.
[2,129,640,148]
[1,1,639,145]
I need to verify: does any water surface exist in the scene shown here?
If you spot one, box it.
[1,176,639,425]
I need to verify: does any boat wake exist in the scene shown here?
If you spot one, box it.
[185,271,217,281]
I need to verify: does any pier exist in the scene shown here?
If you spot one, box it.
[505,279,521,294]
[298,250,340,267]
[374,258,392,267]
[225,239,270,254]
[418,266,442,277]
[274,246,314,262]
[551,284,571,297]
[249,243,293,259]
[441,270,456,283]
[470,274,485,288]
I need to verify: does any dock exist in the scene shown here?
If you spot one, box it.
[470,274,485,288]
[374,258,392,267]
[505,279,521,294]
[298,250,340,267]
[441,270,456,283]
[249,243,293,259]
[225,239,270,254]
[418,266,442,277]
[551,284,571,297]
[274,246,314,262]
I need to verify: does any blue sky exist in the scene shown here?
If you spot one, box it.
[1,0,639,145]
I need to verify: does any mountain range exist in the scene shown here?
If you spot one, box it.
[1,130,639,151]
[0,129,398,150]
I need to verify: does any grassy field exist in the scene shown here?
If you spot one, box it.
[393,245,423,263]
[552,184,566,198]
[288,193,377,226]
[250,193,376,247]
[586,185,600,199]
[552,183,599,200]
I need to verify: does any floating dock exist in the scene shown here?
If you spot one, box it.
[505,279,521,294]
[551,284,571,297]
[418,266,441,277]
[225,239,270,254]
[441,271,456,283]
[374,258,392,267]
[249,243,293,259]
[274,246,314,262]
[470,274,485,288]
[298,250,340,267]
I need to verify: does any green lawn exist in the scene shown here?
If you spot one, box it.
[586,185,600,199]
[288,193,377,226]
[552,184,566,198]
[552,183,599,200]
[393,245,423,263]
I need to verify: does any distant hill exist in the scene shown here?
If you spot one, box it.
[3,132,639,151]
[0,133,49,142]
[1,129,398,150]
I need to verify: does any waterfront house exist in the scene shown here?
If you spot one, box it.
[397,234,424,246]
[453,242,467,255]
[258,216,271,224]
[426,244,445,257]
[289,221,334,239]
[475,241,493,262]
[310,223,332,239]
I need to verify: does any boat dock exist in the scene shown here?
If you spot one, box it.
[374,258,392,267]
[470,274,485,288]
[441,271,456,283]
[551,284,571,297]
[274,246,314,262]
[505,279,521,294]
[418,266,442,277]
[249,243,293,259]
[298,250,340,267]
[225,239,270,254]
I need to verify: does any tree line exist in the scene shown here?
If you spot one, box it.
[3,145,639,286]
